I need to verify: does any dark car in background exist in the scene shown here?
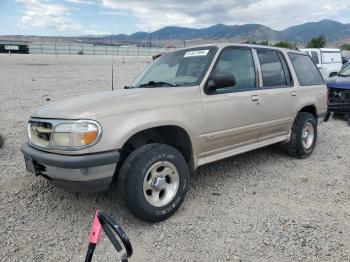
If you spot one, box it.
[327,62,350,115]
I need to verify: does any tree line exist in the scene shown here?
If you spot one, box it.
[246,35,350,50]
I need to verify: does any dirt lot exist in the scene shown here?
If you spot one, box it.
[0,54,349,262]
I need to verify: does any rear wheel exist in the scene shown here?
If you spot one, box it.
[121,143,189,222]
[287,112,317,158]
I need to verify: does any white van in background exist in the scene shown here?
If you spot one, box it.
[299,48,342,80]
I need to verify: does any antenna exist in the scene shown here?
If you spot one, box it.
[111,55,114,91]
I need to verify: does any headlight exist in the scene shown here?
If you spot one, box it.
[52,121,101,148]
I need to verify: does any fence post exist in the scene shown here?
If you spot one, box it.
[41,43,43,54]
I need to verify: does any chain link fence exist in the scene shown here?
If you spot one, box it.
[28,42,177,56]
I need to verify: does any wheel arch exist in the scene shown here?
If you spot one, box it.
[119,124,194,169]
[297,104,318,120]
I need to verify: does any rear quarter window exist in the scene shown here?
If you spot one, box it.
[288,53,324,86]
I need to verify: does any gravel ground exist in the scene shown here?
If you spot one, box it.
[0,54,349,262]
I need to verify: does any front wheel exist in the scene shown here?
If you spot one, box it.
[287,112,317,158]
[121,143,189,222]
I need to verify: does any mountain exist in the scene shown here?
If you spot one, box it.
[113,23,281,42]
[282,19,350,41]
[109,19,350,43]
[2,19,350,45]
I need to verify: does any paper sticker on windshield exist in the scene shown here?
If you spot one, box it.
[184,50,209,57]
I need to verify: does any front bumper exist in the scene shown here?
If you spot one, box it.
[328,102,350,114]
[21,143,120,192]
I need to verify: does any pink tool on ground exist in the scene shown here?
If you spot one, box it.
[88,210,102,244]
[85,209,133,262]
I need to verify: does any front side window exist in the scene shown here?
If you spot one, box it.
[210,48,256,93]
[132,47,217,88]
[288,53,324,86]
[257,49,287,87]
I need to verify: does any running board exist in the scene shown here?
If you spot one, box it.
[197,134,290,167]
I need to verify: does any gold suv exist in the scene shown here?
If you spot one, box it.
[21,44,328,222]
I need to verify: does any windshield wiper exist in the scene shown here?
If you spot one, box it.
[139,81,177,88]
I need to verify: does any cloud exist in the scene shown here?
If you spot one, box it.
[17,0,82,32]
[98,10,127,16]
[100,0,350,31]
[65,0,94,5]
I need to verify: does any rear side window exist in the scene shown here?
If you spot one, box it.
[310,51,319,64]
[257,49,288,87]
[288,53,324,86]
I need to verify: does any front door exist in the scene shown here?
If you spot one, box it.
[199,47,262,160]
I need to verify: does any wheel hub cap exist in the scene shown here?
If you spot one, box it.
[151,176,167,191]
[143,161,180,207]
[302,122,314,149]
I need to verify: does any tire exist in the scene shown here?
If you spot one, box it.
[287,112,317,158]
[120,143,189,222]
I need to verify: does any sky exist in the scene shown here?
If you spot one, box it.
[0,0,350,36]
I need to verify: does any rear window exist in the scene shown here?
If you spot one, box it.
[321,51,342,64]
[288,53,324,86]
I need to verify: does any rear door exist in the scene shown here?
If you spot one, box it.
[255,48,296,141]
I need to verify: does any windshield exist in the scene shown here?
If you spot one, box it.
[339,63,350,77]
[131,46,217,88]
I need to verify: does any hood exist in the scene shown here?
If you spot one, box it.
[32,87,198,120]
[326,76,350,90]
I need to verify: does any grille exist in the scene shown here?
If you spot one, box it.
[329,88,350,103]
[28,120,53,148]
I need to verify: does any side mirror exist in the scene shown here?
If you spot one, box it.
[329,72,338,78]
[208,73,236,91]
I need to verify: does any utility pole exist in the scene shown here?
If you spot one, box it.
[149,30,152,48]
[110,34,113,56]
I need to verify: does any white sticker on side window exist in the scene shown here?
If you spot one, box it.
[184,50,209,57]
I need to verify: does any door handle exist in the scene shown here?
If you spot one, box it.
[290,91,297,97]
[251,95,259,101]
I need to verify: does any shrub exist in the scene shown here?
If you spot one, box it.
[306,35,326,48]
